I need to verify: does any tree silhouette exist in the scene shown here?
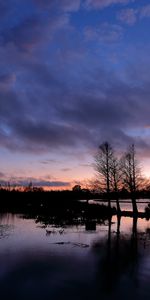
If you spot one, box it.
[121,144,139,214]
[110,155,121,213]
[95,142,114,208]
[95,142,122,212]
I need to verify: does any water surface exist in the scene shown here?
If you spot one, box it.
[0,213,150,300]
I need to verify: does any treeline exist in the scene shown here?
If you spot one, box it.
[0,190,116,221]
[0,141,150,216]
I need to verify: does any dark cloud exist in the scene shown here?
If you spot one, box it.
[1,14,69,52]
[40,159,61,165]
[0,0,150,166]
[61,168,71,172]
[0,89,24,123]
[0,178,70,187]
[2,16,44,51]
[11,117,92,152]
[1,58,150,156]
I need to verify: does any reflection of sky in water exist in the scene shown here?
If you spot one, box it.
[0,213,150,300]
[89,199,150,212]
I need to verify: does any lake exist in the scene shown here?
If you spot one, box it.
[0,212,150,300]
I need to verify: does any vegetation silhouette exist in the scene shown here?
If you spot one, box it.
[0,186,150,220]
[0,142,150,219]
[94,142,150,217]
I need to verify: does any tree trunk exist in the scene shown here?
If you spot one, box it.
[107,192,111,211]
[116,197,121,214]
[131,196,138,215]
[117,214,121,235]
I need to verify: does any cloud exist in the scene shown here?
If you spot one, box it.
[84,23,123,43]
[0,114,92,153]
[79,163,93,168]
[0,172,70,188]
[58,0,81,12]
[15,120,85,149]
[117,8,137,25]
[34,0,81,12]
[117,5,150,25]
[1,46,150,158]
[1,14,69,52]
[9,17,48,51]
[84,0,133,10]
[40,159,61,165]
[140,4,150,19]
[0,0,150,169]
[0,89,23,121]
[0,177,70,187]
[61,168,71,172]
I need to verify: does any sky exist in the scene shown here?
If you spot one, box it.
[0,0,150,189]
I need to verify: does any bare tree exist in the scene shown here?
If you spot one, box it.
[110,156,121,212]
[95,142,114,208]
[121,144,139,214]
[95,142,124,213]
[87,178,104,193]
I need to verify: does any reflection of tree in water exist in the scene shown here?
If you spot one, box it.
[0,224,13,239]
[21,204,110,228]
[92,217,150,297]
[0,213,14,239]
